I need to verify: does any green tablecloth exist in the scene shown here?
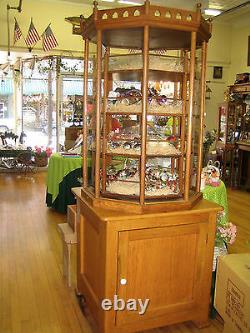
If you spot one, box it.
[47,153,83,203]
[201,181,228,225]
[46,168,82,213]
[46,153,92,213]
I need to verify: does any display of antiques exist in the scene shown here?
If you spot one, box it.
[0,130,33,171]
[66,95,83,125]
[79,14,209,206]
[217,82,250,187]
[70,2,222,333]
[64,95,86,150]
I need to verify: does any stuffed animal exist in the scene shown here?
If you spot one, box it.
[203,160,221,187]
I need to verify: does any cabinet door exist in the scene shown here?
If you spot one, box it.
[116,222,208,326]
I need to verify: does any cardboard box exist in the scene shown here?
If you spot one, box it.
[214,254,250,333]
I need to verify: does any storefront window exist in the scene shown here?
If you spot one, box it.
[22,59,56,148]
[1,56,90,151]
[0,72,15,132]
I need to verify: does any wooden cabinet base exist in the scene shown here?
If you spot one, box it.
[75,193,221,333]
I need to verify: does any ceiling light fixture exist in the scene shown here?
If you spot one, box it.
[101,0,115,2]
[118,0,143,5]
[204,8,222,16]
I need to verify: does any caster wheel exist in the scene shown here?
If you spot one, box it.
[79,295,86,309]
[75,290,86,310]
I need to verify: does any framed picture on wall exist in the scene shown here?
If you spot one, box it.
[213,66,223,79]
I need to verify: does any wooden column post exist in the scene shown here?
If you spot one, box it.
[102,47,110,193]
[184,31,197,201]
[196,41,208,192]
[95,29,102,198]
[83,38,89,188]
[140,24,149,205]
[179,50,188,195]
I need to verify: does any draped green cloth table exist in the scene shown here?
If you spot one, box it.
[201,181,229,317]
[201,181,228,225]
[46,153,83,213]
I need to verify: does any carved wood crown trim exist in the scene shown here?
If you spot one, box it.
[80,3,211,40]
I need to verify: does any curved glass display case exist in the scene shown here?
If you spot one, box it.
[80,0,211,212]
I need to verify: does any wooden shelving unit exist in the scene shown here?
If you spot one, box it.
[217,83,250,187]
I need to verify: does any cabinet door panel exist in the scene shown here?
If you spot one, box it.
[116,223,207,325]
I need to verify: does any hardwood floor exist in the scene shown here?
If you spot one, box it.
[0,171,248,333]
[0,172,92,333]
[227,188,250,254]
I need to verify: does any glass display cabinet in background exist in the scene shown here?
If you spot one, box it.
[217,102,246,145]
[81,1,211,212]
[217,83,250,187]
[74,3,221,333]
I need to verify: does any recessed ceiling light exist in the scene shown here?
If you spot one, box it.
[101,0,115,2]
[118,0,143,5]
[204,9,222,16]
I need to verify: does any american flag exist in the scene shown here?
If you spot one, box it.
[13,18,22,44]
[25,19,40,47]
[42,25,58,52]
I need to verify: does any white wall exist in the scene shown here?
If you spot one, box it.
[228,13,250,84]
[205,22,232,130]
[0,0,90,56]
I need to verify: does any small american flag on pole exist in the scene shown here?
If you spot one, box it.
[13,18,22,44]
[25,19,40,47]
[42,25,58,52]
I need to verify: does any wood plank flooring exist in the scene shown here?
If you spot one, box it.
[0,171,249,333]
[227,188,250,254]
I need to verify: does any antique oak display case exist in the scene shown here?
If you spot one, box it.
[80,1,211,212]
[74,2,220,333]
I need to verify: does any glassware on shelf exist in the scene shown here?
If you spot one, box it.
[109,54,185,72]
[80,1,211,208]
[105,157,180,197]
[107,86,183,115]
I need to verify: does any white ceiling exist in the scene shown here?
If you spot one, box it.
[1,0,249,65]
[57,0,250,21]
[56,0,250,12]
[208,0,248,10]
[56,0,208,11]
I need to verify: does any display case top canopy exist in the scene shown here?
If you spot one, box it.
[80,1,211,50]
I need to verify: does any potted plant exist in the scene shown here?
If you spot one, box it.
[33,146,53,167]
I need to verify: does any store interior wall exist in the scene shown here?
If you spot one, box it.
[229,12,250,84]
[0,0,89,56]
[205,22,232,131]
[205,16,250,131]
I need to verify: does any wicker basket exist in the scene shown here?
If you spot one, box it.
[35,155,48,167]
